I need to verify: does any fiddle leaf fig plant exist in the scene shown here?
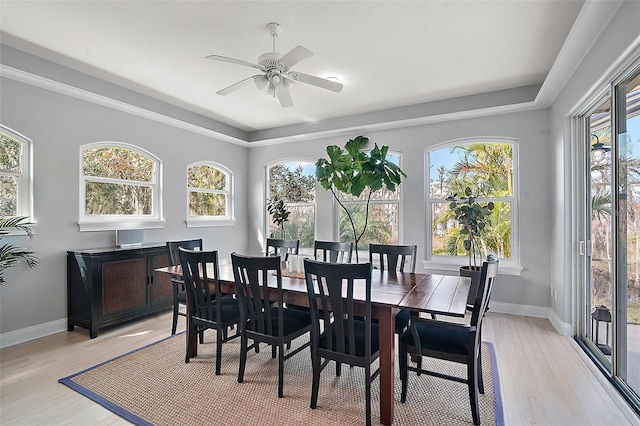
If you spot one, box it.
[446,187,494,269]
[316,135,407,261]
[0,216,38,285]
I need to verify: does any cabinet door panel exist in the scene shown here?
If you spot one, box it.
[103,258,147,315]
[152,253,173,305]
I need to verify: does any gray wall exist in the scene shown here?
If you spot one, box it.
[0,76,249,337]
[248,108,553,312]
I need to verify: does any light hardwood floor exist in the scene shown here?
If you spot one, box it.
[1,311,638,425]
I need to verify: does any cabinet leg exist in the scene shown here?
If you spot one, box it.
[68,323,75,332]
[90,328,98,339]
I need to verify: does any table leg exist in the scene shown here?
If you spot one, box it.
[378,306,395,425]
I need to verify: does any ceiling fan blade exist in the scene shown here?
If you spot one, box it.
[206,55,263,70]
[279,45,313,68]
[277,89,294,108]
[290,71,343,93]
[217,76,260,96]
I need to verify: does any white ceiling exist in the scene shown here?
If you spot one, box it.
[0,1,585,134]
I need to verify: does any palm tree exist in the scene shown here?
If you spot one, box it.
[0,216,38,285]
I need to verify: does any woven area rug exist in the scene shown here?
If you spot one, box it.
[59,332,504,425]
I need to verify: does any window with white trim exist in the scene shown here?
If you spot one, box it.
[79,142,162,231]
[0,126,33,221]
[426,139,519,273]
[187,162,234,227]
[266,161,316,249]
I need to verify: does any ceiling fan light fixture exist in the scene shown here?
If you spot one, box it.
[282,77,294,91]
[254,75,268,90]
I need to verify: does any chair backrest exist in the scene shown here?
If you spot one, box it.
[166,239,203,267]
[304,259,373,360]
[266,238,299,260]
[231,253,282,336]
[178,247,222,322]
[470,260,499,332]
[368,243,417,273]
[313,240,353,263]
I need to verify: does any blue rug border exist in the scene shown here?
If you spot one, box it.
[58,333,180,426]
[59,334,505,426]
[484,340,505,426]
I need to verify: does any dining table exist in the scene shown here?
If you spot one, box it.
[156,261,470,426]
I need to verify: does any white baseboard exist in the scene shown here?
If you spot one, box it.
[0,318,67,349]
[489,301,572,336]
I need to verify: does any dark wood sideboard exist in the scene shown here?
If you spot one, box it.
[66,244,172,338]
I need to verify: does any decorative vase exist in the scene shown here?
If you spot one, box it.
[460,266,482,307]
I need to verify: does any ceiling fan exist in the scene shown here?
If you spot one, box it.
[206,22,343,108]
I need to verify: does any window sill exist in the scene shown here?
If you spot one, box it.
[186,218,236,228]
[78,219,165,232]
[421,258,523,276]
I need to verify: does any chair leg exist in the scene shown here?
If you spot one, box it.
[272,344,277,359]
[399,345,408,403]
[238,332,247,384]
[310,353,321,409]
[335,361,341,377]
[185,325,194,363]
[215,329,223,375]
[477,347,485,394]
[171,303,179,335]
[416,356,422,376]
[468,354,480,425]
[365,365,372,426]
[278,342,285,398]
[199,330,204,344]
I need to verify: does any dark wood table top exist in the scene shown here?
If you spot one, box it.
[156,264,468,315]
[397,273,470,317]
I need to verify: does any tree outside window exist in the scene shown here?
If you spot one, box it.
[188,163,231,218]
[1,127,32,221]
[0,132,22,217]
[428,141,514,261]
[83,145,155,216]
[267,162,315,248]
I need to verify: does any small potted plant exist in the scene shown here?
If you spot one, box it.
[267,197,290,239]
[0,216,38,285]
[446,187,494,304]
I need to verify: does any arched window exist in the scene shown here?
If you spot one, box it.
[187,162,234,227]
[0,126,33,222]
[426,138,519,273]
[266,161,316,250]
[79,142,162,231]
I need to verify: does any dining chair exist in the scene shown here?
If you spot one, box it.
[266,238,299,261]
[368,243,418,333]
[166,239,203,336]
[287,239,352,315]
[231,253,312,398]
[178,247,241,375]
[313,240,353,263]
[398,259,498,425]
[303,259,379,426]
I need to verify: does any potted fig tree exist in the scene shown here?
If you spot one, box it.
[446,187,494,305]
[315,135,406,262]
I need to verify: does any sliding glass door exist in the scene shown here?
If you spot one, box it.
[580,63,640,409]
